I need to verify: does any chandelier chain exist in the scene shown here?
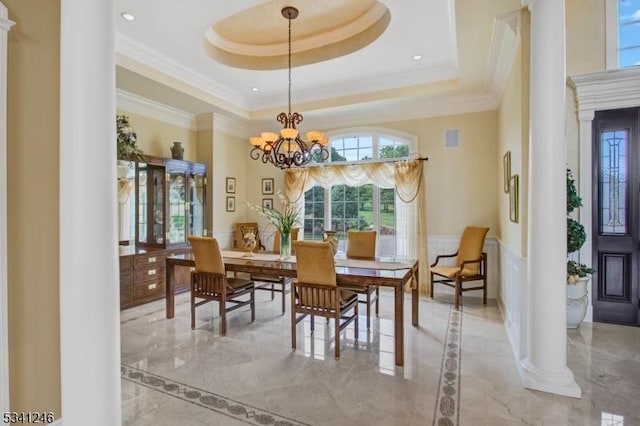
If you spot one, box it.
[288,15,292,117]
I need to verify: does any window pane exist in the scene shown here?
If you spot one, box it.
[618,0,640,68]
[600,129,629,234]
[379,188,396,256]
[304,186,325,240]
[343,137,358,149]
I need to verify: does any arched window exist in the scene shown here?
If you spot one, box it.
[304,129,415,256]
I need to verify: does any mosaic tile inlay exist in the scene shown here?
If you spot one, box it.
[433,306,462,426]
[121,364,311,426]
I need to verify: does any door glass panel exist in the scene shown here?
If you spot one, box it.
[600,129,629,234]
[189,174,205,237]
[168,172,186,244]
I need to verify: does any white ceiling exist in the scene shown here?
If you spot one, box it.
[114,0,522,128]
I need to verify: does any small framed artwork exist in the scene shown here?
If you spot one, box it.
[226,196,236,212]
[262,178,274,195]
[226,177,236,194]
[503,151,511,193]
[262,198,273,210]
[509,174,519,223]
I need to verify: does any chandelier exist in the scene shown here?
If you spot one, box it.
[249,6,329,169]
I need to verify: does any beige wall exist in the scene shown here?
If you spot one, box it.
[566,0,606,76]
[498,10,530,257]
[6,0,61,416]
[116,110,197,161]
[377,110,500,237]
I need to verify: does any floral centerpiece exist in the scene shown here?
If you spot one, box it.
[248,190,301,260]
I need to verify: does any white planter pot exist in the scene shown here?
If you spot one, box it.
[567,276,590,329]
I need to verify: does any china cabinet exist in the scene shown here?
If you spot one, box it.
[119,156,207,309]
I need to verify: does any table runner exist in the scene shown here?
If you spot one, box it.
[221,250,413,270]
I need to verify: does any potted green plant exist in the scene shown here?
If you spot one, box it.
[566,168,595,328]
[116,114,144,161]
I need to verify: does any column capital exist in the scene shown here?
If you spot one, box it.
[0,3,15,33]
[578,109,595,122]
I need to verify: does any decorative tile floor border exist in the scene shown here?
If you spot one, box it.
[433,306,462,426]
[122,364,311,426]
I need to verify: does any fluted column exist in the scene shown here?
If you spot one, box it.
[59,0,121,423]
[519,0,581,398]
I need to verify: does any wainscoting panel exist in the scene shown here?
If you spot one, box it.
[427,235,499,299]
[497,241,527,361]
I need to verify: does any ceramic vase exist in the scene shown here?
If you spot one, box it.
[171,141,184,160]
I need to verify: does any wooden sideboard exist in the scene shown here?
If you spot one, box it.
[119,245,191,309]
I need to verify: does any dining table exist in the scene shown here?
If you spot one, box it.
[165,250,420,366]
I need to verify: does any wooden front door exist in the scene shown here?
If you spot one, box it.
[592,107,640,326]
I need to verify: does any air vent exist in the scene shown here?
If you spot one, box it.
[444,129,460,149]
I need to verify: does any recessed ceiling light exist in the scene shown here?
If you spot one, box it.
[413,54,423,60]
[251,87,260,92]
[121,12,135,21]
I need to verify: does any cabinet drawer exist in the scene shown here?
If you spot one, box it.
[134,266,165,283]
[133,281,163,299]
[120,271,133,303]
[120,255,134,272]
[134,252,165,269]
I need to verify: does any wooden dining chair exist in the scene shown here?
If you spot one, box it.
[250,228,299,314]
[430,226,489,309]
[291,240,359,359]
[188,236,255,335]
[339,230,379,329]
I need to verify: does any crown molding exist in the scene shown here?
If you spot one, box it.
[259,91,499,131]
[115,33,249,110]
[196,112,251,138]
[116,89,197,130]
[484,10,520,103]
[249,63,459,111]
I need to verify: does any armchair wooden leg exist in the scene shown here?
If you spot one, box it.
[311,315,315,333]
[483,274,487,305]
[454,276,461,310]
[220,297,227,336]
[354,304,359,341]
[291,286,296,352]
[270,283,275,300]
[190,293,196,330]
[334,314,340,360]
[430,272,434,299]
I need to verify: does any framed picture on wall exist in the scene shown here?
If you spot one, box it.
[503,151,511,193]
[226,196,236,212]
[262,198,273,210]
[509,174,519,223]
[262,178,274,195]
[226,177,236,194]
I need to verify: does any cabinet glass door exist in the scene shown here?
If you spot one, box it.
[168,171,187,244]
[189,174,206,236]
[151,168,165,245]
[137,169,148,244]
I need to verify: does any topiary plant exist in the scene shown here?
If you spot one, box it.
[567,169,595,283]
[117,114,144,161]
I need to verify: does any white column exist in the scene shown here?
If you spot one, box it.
[0,2,13,415]
[520,0,581,398]
[59,0,121,424]
[578,109,595,322]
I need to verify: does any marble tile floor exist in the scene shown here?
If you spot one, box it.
[121,289,640,426]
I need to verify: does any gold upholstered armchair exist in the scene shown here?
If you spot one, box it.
[250,228,300,314]
[430,226,489,309]
[188,236,255,335]
[339,230,378,329]
[291,240,359,359]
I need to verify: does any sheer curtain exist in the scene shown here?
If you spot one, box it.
[285,160,429,294]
